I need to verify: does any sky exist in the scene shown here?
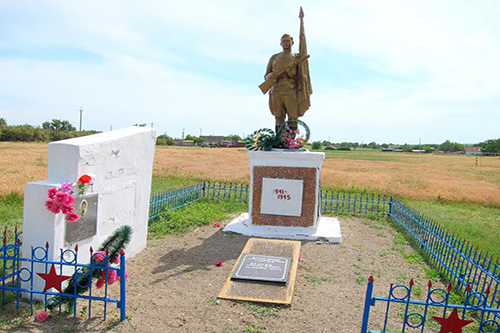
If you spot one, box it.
[1,1,499,144]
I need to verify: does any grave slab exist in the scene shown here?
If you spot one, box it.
[218,238,300,305]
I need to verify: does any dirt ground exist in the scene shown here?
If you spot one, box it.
[3,215,443,332]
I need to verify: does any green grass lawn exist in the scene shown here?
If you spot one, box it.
[403,199,500,260]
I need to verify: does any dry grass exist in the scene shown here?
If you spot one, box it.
[2,142,500,206]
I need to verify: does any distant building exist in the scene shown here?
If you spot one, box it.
[179,140,195,147]
[462,147,481,155]
[200,135,231,146]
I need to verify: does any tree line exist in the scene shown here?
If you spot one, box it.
[2,117,499,153]
[0,118,98,142]
[312,139,500,154]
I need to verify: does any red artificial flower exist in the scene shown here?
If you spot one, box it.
[213,221,221,228]
[214,261,223,267]
[96,276,105,289]
[78,175,92,184]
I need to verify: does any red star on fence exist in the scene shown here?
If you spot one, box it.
[432,308,474,333]
[37,264,71,293]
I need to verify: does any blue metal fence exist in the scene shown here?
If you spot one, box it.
[1,229,126,321]
[321,191,390,215]
[361,277,500,333]
[149,182,389,221]
[388,197,500,317]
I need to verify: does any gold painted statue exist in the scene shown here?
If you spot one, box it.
[259,7,312,133]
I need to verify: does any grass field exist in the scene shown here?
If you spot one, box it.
[1,142,499,258]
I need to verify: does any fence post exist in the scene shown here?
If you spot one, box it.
[119,251,126,321]
[361,276,375,333]
[202,182,206,199]
[388,196,393,216]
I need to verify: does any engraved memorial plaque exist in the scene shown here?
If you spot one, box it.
[231,254,291,284]
[65,193,98,244]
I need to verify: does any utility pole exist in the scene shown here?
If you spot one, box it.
[79,108,83,131]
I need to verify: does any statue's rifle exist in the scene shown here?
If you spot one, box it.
[258,55,310,94]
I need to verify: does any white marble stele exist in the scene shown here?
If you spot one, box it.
[223,149,342,243]
[22,127,156,295]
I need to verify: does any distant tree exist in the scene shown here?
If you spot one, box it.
[156,133,175,146]
[439,140,463,152]
[0,118,6,127]
[185,134,204,146]
[42,119,77,141]
[230,134,243,144]
[0,124,41,142]
[367,141,378,149]
[478,138,500,154]
[312,141,322,150]
[322,140,332,147]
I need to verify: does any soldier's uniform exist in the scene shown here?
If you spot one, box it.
[265,52,300,130]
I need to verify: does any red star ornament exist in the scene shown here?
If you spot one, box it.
[432,308,474,333]
[37,264,71,293]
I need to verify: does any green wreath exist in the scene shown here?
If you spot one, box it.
[245,120,311,151]
[245,128,276,151]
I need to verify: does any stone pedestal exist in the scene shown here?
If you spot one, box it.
[224,150,342,243]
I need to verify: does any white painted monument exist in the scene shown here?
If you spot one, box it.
[224,149,342,243]
[22,127,156,294]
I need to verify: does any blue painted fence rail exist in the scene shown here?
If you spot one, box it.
[389,197,500,317]
[149,182,390,221]
[1,230,127,321]
[361,277,500,333]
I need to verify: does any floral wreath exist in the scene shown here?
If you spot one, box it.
[45,174,93,223]
[245,119,310,151]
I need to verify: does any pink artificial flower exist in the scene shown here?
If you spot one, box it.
[93,251,106,262]
[47,188,58,199]
[214,261,223,267]
[47,200,62,214]
[116,269,128,281]
[213,221,221,228]
[65,212,80,222]
[117,270,129,281]
[78,174,92,184]
[55,191,69,204]
[113,256,120,264]
[59,182,74,193]
[61,203,74,214]
[107,270,117,285]
[96,276,105,289]
[298,257,305,263]
[36,310,49,322]
[66,195,75,204]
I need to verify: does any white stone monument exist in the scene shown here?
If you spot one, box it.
[22,127,156,294]
[224,150,342,243]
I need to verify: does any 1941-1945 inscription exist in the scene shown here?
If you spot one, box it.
[231,254,291,284]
